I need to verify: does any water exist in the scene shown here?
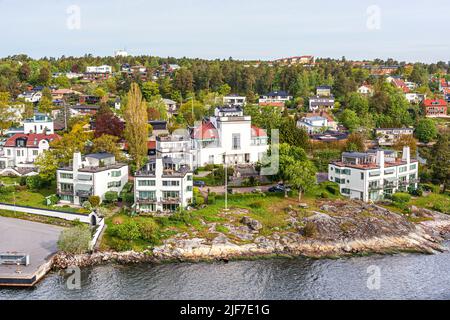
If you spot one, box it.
[2,246,450,300]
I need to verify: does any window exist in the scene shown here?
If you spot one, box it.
[32,150,38,156]
[60,173,73,179]
[187,186,192,192]
[6,149,11,156]
[111,170,122,177]
[138,179,155,186]
[384,169,395,175]
[187,175,192,181]
[361,172,364,180]
[399,166,407,173]
[410,164,417,170]
[163,191,180,199]
[60,195,74,202]
[232,133,241,150]
[108,181,121,188]
[16,150,20,157]
[341,188,351,195]
[163,180,180,187]
[342,169,351,175]
[369,171,380,177]
[335,168,341,174]
[138,191,156,200]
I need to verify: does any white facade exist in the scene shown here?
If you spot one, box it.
[328,147,419,202]
[23,113,54,134]
[134,158,193,213]
[297,116,329,134]
[191,106,268,168]
[86,65,112,74]
[405,93,426,104]
[57,153,128,206]
[259,91,292,105]
[223,95,247,107]
[374,128,415,146]
[18,91,42,103]
[156,135,193,168]
[309,96,335,111]
[357,85,373,96]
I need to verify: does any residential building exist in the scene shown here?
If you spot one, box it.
[191,106,268,167]
[374,128,415,146]
[405,93,426,104]
[57,152,128,206]
[223,94,247,107]
[328,146,419,202]
[162,98,178,116]
[84,65,112,81]
[69,104,100,115]
[423,99,448,117]
[23,113,54,134]
[18,91,42,103]
[387,77,410,93]
[86,65,112,74]
[297,116,330,134]
[259,91,292,107]
[316,86,332,97]
[308,95,335,111]
[274,55,315,66]
[0,133,60,174]
[134,157,193,213]
[357,84,374,96]
[156,135,193,168]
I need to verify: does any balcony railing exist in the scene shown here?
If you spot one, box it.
[57,189,73,196]
[75,190,93,197]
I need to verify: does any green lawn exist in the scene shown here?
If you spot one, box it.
[410,193,450,214]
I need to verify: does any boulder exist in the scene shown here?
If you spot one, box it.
[240,216,263,231]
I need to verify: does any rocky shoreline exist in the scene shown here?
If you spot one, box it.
[53,202,450,269]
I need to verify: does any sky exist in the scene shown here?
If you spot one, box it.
[0,0,449,63]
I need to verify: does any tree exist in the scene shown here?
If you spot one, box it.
[123,83,148,168]
[287,160,317,202]
[37,66,51,86]
[57,225,91,254]
[18,63,31,82]
[279,117,310,149]
[393,134,417,155]
[37,96,53,114]
[0,92,13,134]
[429,132,450,192]
[51,122,92,164]
[91,134,125,161]
[88,196,101,208]
[53,75,70,88]
[276,143,308,197]
[94,105,124,138]
[141,81,160,101]
[35,150,59,183]
[339,109,360,132]
[173,68,194,96]
[345,132,366,152]
[147,97,168,121]
[415,119,438,143]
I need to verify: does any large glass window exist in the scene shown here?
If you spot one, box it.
[138,179,155,186]
[138,191,156,200]
[232,133,241,150]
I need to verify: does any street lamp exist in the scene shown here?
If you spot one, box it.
[223,152,229,212]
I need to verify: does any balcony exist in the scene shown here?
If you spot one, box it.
[57,189,73,196]
[161,197,181,204]
[137,198,157,204]
[75,189,93,197]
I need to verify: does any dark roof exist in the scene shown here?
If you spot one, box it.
[85,153,114,160]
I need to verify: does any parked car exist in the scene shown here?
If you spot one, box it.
[268,184,291,193]
[193,180,206,187]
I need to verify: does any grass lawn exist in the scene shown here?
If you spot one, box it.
[410,193,450,214]
[0,209,76,227]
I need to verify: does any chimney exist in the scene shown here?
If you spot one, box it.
[73,152,82,171]
[402,146,411,165]
[376,150,385,170]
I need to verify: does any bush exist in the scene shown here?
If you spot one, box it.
[88,196,101,207]
[82,201,92,211]
[320,192,329,199]
[169,211,195,225]
[108,220,141,241]
[195,196,205,206]
[207,195,216,204]
[19,176,27,186]
[408,186,423,197]
[57,225,91,254]
[433,201,450,214]
[108,237,133,251]
[122,192,134,205]
[104,191,119,203]
[303,221,318,238]
[46,194,59,206]
[391,192,411,204]
[137,219,160,243]
[325,183,339,195]
[26,175,42,190]
[0,185,15,194]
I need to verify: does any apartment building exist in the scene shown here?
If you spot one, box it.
[134,157,193,213]
[328,146,419,202]
[57,153,128,206]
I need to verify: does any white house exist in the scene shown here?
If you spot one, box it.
[86,65,112,74]
[357,85,374,96]
[23,113,54,134]
[18,91,42,103]
[259,91,292,107]
[405,93,426,104]
[374,128,415,146]
[328,146,419,202]
[57,153,129,206]
[297,116,330,134]
[156,135,193,169]
[190,106,268,168]
[163,98,178,116]
[308,96,335,111]
[223,94,247,107]
[0,133,60,175]
[134,157,193,213]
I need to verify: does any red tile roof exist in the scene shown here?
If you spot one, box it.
[391,78,410,93]
[4,133,61,148]
[423,99,447,107]
[251,125,267,137]
[191,121,219,140]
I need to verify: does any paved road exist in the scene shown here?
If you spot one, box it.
[0,203,90,223]
[0,216,64,277]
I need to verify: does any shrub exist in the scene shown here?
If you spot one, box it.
[122,192,134,205]
[391,192,411,204]
[88,196,101,208]
[325,183,339,195]
[0,185,15,194]
[408,186,423,197]
[433,201,450,214]
[207,195,216,204]
[137,219,160,243]
[195,196,205,206]
[19,176,27,186]
[82,201,92,211]
[57,225,91,254]
[46,194,59,206]
[169,211,196,225]
[26,175,42,190]
[108,220,141,241]
[320,192,329,199]
[104,191,119,203]
[108,237,133,251]
[303,221,318,238]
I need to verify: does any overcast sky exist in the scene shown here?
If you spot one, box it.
[1,0,449,63]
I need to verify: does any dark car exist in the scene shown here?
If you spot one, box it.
[193,180,206,187]
[268,184,291,193]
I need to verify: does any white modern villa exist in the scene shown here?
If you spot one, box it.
[57,153,129,205]
[190,106,269,168]
[134,157,193,213]
[328,146,419,202]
